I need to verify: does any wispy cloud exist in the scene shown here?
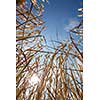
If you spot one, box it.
[65,19,79,32]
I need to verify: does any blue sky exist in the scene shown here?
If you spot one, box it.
[42,0,83,42]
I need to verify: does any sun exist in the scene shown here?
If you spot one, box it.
[29,74,40,86]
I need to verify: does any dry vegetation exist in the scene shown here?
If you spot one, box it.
[16,0,83,100]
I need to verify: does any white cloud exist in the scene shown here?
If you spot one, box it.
[65,19,79,32]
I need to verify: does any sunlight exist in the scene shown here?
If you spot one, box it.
[16,0,83,99]
[25,74,41,97]
[29,74,40,86]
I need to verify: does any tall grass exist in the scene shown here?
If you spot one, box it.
[16,0,83,100]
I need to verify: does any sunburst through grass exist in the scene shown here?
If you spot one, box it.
[16,0,83,100]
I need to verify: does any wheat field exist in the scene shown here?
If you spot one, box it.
[16,0,83,100]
